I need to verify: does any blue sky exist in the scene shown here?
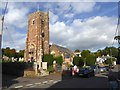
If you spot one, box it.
[0,1,119,52]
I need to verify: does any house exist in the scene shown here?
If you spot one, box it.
[74,49,81,57]
[50,44,74,64]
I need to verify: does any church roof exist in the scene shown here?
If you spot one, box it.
[52,44,73,56]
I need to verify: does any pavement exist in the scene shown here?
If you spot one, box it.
[2,73,61,89]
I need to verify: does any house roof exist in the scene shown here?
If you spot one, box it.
[52,44,73,56]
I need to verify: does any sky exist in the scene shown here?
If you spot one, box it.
[0,1,119,52]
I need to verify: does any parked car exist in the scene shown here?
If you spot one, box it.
[104,66,109,71]
[78,67,95,78]
[90,65,99,74]
[99,66,107,72]
[109,65,114,69]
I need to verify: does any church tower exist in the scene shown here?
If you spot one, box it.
[25,11,49,67]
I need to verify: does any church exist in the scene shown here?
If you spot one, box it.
[25,10,74,69]
[25,11,49,68]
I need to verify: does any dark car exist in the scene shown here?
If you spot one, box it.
[90,65,99,74]
[78,67,95,78]
[109,65,114,69]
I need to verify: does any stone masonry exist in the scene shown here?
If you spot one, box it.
[25,11,49,67]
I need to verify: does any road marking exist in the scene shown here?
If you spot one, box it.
[28,85,37,88]
[49,80,54,82]
[15,85,23,88]
[26,84,33,87]
[35,82,42,85]
[53,81,58,83]
[57,80,61,82]
[43,81,48,84]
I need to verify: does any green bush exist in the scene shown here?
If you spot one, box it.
[54,56,63,65]
[43,54,54,66]
[105,58,112,65]
[47,65,54,73]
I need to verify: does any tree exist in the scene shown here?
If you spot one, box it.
[74,49,80,52]
[43,54,54,66]
[86,53,96,66]
[94,50,102,57]
[54,56,63,65]
[73,57,84,67]
[73,57,80,66]
[18,50,24,57]
[105,58,112,65]
[79,57,84,67]
[81,50,90,58]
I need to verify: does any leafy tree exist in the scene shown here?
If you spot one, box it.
[18,50,25,57]
[2,47,25,59]
[81,50,91,58]
[79,57,84,67]
[105,58,112,65]
[54,56,63,65]
[43,54,54,66]
[73,57,80,66]
[73,57,84,67]
[94,50,102,57]
[86,53,96,66]
[101,47,118,58]
[74,49,80,52]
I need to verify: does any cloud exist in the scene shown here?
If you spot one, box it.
[64,13,74,18]
[44,2,96,17]
[1,2,29,50]
[50,16,117,51]
[49,11,58,24]
[71,2,96,14]
[4,3,29,29]
[2,26,26,50]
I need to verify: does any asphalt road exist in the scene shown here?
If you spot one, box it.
[2,65,120,89]
[2,72,110,89]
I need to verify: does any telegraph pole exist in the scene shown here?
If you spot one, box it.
[0,2,8,61]
[114,1,120,64]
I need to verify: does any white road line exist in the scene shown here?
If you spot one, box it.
[57,80,61,82]
[49,80,54,82]
[15,85,23,88]
[35,82,42,85]
[43,81,48,84]
[28,85,37,88]
[26,84,33,87]
[53,81,58,83]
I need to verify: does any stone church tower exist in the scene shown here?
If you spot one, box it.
[25,11,49,68]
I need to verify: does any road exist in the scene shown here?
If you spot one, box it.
[2,65,120,89]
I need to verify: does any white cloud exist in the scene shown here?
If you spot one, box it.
[64,13,74,18]
[71,2,96,14]
[44,2,97,19]
[49,11,58,24]
[50,16,117,51]
[1,3,28,50]
[2,26,26,50]
[4,3,29,28]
